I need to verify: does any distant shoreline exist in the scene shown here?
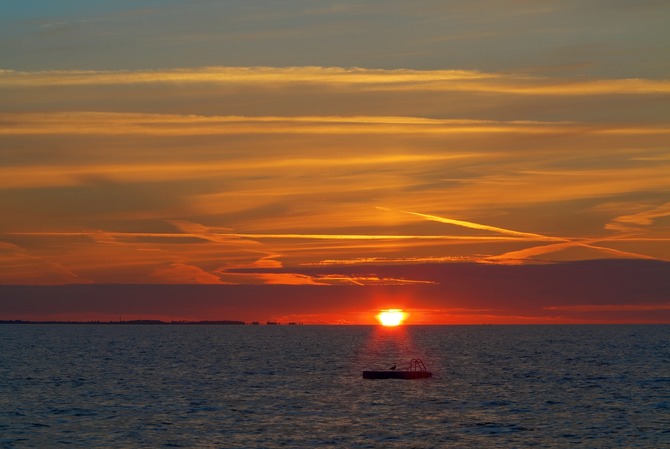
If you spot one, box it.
[0,319,298,326]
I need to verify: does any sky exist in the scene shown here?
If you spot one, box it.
[1,0,669,323]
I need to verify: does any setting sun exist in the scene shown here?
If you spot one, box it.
[376,309,408,327]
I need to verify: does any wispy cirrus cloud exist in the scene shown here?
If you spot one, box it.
[607,202,670,232]
[2,65,669,284]
[2,66,668,95]
[151,262,231,284]
[0,66,497,86]
[545,303,670,312]
[5,112,646,136]
[0,242,92,285]
[307,256,474,266]
[3,67,668,126]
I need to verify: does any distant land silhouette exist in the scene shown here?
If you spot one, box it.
[0,319,247,325]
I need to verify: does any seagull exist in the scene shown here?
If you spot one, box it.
[389,364,396,370]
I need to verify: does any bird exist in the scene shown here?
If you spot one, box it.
[389,364,396,370]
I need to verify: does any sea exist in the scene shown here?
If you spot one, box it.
[1,324,668,448]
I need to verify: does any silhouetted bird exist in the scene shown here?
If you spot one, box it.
[390,364,396,370]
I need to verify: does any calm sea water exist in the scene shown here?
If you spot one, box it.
[1,324,668,448]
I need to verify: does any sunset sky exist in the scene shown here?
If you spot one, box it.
[1,1,669,323]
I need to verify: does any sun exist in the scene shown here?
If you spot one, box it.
[376,309,408,327]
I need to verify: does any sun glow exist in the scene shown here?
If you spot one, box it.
[376,309,408,326]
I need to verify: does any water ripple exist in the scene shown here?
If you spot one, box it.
[0,324,668,448]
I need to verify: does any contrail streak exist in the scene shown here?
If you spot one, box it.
[378,207,661,261]
[377,207,562,241]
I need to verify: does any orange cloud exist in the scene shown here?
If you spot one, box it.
[545,304,670,312]
[2,67,668,96]
[487,240,658,262]
[2,112,668,137]
[0,66,497,86]
[608,202,670,231]
[1,65,668,282]
[254,273,326,285]
[0,245,92,285]
[309,256,475,266]
[313,274,435,286]
[150,263,230,284]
